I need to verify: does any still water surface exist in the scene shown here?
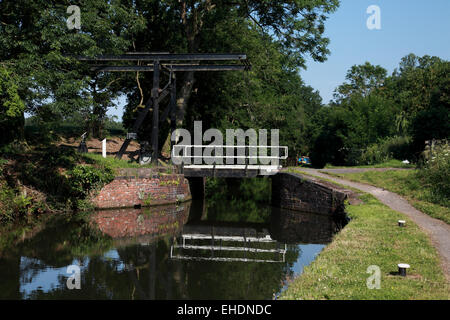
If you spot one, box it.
[0,179,346,299]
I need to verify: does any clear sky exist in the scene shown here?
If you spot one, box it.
[108,0,450,118]
[300,0,450,104]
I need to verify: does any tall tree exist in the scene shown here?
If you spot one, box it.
[0,0,145,138]
[121,0,338,126]
[333,62,387,102]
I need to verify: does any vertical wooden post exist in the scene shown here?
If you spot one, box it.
[170,73,177,143]
[102,138,106,158]
[151,60,160,164]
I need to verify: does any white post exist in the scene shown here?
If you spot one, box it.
[102,139,106,158]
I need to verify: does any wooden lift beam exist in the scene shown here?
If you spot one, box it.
[79,53,250,163]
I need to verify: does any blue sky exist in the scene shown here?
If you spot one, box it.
[300,0,450,104]
[108,0,450,118]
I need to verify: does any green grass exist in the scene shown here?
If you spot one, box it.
[323,170,450,224]
[324,159,414,169]
[81,153,155,169]
[281,191,449,299]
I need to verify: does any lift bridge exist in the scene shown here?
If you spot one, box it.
[170,224,287,263]
[78,52,288,173]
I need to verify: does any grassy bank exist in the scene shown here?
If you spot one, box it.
[0,143,114,223]
[281,187,449,299]
[323,159,414,169]
[323,170,450,224]
[81,153,154,169]
[0,138,177,225]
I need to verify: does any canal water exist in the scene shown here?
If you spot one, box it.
[0,178,347,299]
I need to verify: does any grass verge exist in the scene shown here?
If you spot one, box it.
[324,159,414,169]
[81,153,154,169]
[281,188,449,299]
[323,170,450,224]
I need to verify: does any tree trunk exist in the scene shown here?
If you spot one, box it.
[90,104,105,139]
[176,71,195,126]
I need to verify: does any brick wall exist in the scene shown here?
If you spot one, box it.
[271,172,348,215]
[91,168,191,209]
[90,202,190,239]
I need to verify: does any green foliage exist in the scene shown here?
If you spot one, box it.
[0,159,46,223]
[310,94,400,167]
[386,54,450,156]
[0,181,17,223]
[360,136,412,165]
[418,141,450,207]
[69,164,115,198]
[12,195,33,214]
[0,0,146,138]
[334,62,387,101]
[143,194,153,206]
[0,65,25,144]
[81,153,153,168]
[410,102,450,155]
[0,65,24,118]
[311,55,449,167]
[0,140,30,156]
[323,159,414,169]
[360,143,391,166]
[205,178,271,223]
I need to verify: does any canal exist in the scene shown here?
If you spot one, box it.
[0,178,347,299]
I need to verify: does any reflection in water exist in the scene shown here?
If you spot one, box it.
[270,207,348,244]
[0,179,347,300]
[91,203,190,242]
[171,224,288,263]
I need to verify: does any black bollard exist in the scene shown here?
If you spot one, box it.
[398,263,410,276]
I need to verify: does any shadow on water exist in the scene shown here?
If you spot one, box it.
[0,178,347,300]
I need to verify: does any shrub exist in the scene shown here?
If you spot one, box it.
[418,141,450,207]
[360,136,412,165]
[0,140,30,155]
[0,65,25,145]
[0,181,38,223]
[69,164,115,198]
[0,181,16,223]
[360,143,390,165]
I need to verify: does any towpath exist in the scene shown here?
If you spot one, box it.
[297,168,450,282]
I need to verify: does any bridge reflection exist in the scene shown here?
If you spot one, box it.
[171,224,287,263]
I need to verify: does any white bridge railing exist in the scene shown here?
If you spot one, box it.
[171,145,288,165]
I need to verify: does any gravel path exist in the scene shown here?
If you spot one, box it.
[300,168,450,282]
